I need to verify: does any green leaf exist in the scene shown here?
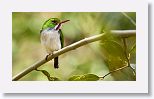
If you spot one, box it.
[35,69,60,81]
[68,74,99,81]
[101,40,125,57]
[41,70,51,77]
[68,75,81,81]
[48,77,60,81]
[80,74,99,81]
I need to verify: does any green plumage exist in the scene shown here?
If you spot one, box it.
[42,18,60,30]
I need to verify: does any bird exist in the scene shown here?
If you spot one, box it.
[40,18,69,69]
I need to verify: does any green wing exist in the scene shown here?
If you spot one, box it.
[59,29,64,48]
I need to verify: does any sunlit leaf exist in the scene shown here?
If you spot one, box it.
[68,74,99,81]
[68,75,81,81]
[80,74,99,81]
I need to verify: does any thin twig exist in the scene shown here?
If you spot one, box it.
[99,65,129,80]
[122,38,136,76]
[12,30,136,81]
[122,38,130,66]
[121,12,136,26]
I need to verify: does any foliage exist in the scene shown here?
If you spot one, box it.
[100,34,136,80]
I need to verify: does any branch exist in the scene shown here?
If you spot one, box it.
[111,30,136,38]
[99,65,129,80]
[12,30,136,81]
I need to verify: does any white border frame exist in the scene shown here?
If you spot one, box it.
[0,0,148,93]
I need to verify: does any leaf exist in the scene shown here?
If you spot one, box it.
[68,75,81,81]
[35,69,60,81]
[80,74,99,81]
[48,77,60,81]
[101,40,125,58]
[68,74,99,81]
[41,70,51,77]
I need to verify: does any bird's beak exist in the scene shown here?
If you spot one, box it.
[60,20,70,24]
[55,20,70,30]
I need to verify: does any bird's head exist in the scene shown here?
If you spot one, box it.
[41,18,69,31]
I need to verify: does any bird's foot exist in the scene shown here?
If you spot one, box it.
[45,52,53,61]
[45,54,50,61]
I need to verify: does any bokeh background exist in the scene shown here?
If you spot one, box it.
[12,12,136,81]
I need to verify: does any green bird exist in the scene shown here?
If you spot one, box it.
[40,18,69,68]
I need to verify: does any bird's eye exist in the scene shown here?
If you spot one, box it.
[52,20,57,24]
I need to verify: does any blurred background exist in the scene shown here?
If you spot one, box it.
[12,12,136,81]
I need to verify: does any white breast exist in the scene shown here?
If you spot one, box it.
[41,28,61,54]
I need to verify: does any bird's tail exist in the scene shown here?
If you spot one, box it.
[54,57,59,69]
